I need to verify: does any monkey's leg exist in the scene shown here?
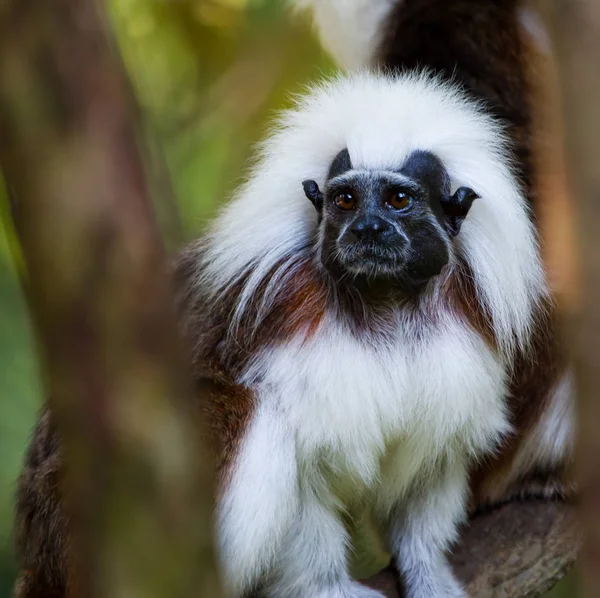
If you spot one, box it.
[378,456,469,598]
[13,407,72,598]
[472,369,576,511]
[264,486,386,598]
[216,403,301,597]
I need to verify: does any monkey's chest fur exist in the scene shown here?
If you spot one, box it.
[240,312,510,510]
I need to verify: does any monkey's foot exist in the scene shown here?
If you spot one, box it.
[315,580,387,598]
[402,567,467,598]
[405,585,466,598]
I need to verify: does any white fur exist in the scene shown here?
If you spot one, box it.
[267,484,386,598]
[242,314,510,472]
[293,0,398,69]
[217,403,299,596]
[384,457,469,598]
[200,72,547,356]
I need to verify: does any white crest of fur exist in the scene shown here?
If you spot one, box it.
[292,0,398,69]
[199,71,547,355]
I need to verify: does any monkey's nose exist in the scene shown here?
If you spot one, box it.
[351,216,394,242]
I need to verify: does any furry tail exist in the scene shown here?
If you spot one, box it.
[292,0,399,69]
[293,0,526,70]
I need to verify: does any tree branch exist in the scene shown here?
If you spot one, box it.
[363,500,579,597]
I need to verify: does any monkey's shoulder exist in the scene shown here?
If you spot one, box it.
[173,239,327,374]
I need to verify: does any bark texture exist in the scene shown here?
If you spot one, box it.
[364,501,579,598]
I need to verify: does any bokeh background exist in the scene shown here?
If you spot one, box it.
[0,0,576,595]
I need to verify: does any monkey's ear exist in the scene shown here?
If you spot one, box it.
[302,180,324,213]
[440,187,479,237]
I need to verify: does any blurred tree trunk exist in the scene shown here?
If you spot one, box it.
[544,1,600,597]
[0,1,222,597]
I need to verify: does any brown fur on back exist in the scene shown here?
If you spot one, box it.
[379,0,534,196]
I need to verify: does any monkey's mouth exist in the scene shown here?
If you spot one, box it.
[333,242,407,277]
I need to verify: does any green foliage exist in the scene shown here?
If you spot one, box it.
[0,184,41,597]
[109,0,333,239]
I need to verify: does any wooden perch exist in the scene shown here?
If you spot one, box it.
[364,500,579,597]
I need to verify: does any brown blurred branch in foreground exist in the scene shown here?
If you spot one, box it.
[0,0,222,597]
[544,1,600,596]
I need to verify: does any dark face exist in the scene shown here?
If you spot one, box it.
[316,150,453,288]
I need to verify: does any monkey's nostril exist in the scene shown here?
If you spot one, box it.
[351,216,394,242]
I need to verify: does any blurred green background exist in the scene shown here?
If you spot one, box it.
[0,0,576,595]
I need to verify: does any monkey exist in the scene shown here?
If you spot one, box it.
[13,2,574,598]
[15,70,543,598]
[174,71,546,598]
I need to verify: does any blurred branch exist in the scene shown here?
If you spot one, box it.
[528,0,579,313]
[543,1,600,597]
[0,0,222,597]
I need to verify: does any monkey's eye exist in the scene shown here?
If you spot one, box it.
[334,193,356,211]
[387,192,413,211]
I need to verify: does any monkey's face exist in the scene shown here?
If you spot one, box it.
[316,151,455,288]
[319,173,449,285]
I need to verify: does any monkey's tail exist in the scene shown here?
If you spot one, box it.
[293,0,526,71]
